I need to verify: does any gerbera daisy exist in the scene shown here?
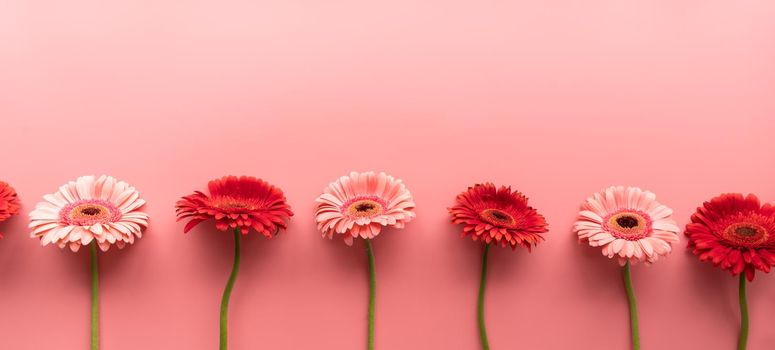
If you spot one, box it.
[573,186,679,350]
[28,175,149,350]
[574,186,680,265]
[314,171,415,350]
[449,183,548,251]
[685,193,775,350]
[685,193,775,281]
[176,176,293,350]
[314,171,416,246]
[175,175,293,237]
[0,181,21,237]
[448,183,548,350]
[28,175,149,252]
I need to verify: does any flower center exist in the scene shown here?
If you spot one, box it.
[736,227,757,236]
[356,203,375,211]
[616,216,639,228]
[479,209,517,227]
[222,201,251,209]
[605,210,652,240]
[210,196,259,212]
[61,200,120,226]
[346,198,384,218]
[724,223,768,246]
[80,207,102,216]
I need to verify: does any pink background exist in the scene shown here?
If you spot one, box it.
[1,1,774,349]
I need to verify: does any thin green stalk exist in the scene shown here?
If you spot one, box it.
[738,274,749,350]
[365,239,377,350]
[622,262,640,350]
[90,242,99,350]
[220,229,242,350]
[478,244,491,350]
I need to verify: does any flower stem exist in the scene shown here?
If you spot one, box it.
[365,239,377,350]
[478,244,491,350]
[90,242,99,350]
[738,274,749,350]
[220,229,242,350]
[622,262,640,350]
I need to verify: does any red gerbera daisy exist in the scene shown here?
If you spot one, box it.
[177,176,293,348]
[685,193,775,281]
[175,176,293,237]
[449,183,548,251]
[449,183,548,349]
[0,181,21,237]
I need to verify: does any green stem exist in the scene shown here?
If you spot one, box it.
[220,229,242,350]
[478,244,491,350]
[90,242,99,350]
[738,274,749,350]
[365,239,376,350]
[622,262,640,350]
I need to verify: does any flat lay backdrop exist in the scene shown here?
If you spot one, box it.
[1,1,774,349]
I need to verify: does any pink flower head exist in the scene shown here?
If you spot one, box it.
[573,186,680,265]
[29,175,149,252]
[314,171,416,245]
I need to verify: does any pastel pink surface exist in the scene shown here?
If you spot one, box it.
[1,1,774,349]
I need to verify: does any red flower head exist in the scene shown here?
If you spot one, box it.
[176,176,293,237]
[449,183,548,251]
[685,193,775,281]
[0,181,21,237]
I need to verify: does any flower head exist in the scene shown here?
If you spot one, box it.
[685,193,775,281]
[449,183,548,251]
[176,176,293,237]
[314,171,415,246]
[573,186,680,265]
[28,175,149,252]
[0,181,21,237]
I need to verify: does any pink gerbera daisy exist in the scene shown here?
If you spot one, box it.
[573,186,680,265]
[28,175,149,252]
[28,175,149,350]
[314,171,415,350]
[314,171,416,246]
[573,186,679,350]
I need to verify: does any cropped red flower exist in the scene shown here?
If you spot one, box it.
[0,181,21,237]
[176,176,293,237]
[685,193,775,281]
[449,183,548,250]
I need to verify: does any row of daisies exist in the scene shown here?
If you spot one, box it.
[1,172,769,280]
[0,172,770,349]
